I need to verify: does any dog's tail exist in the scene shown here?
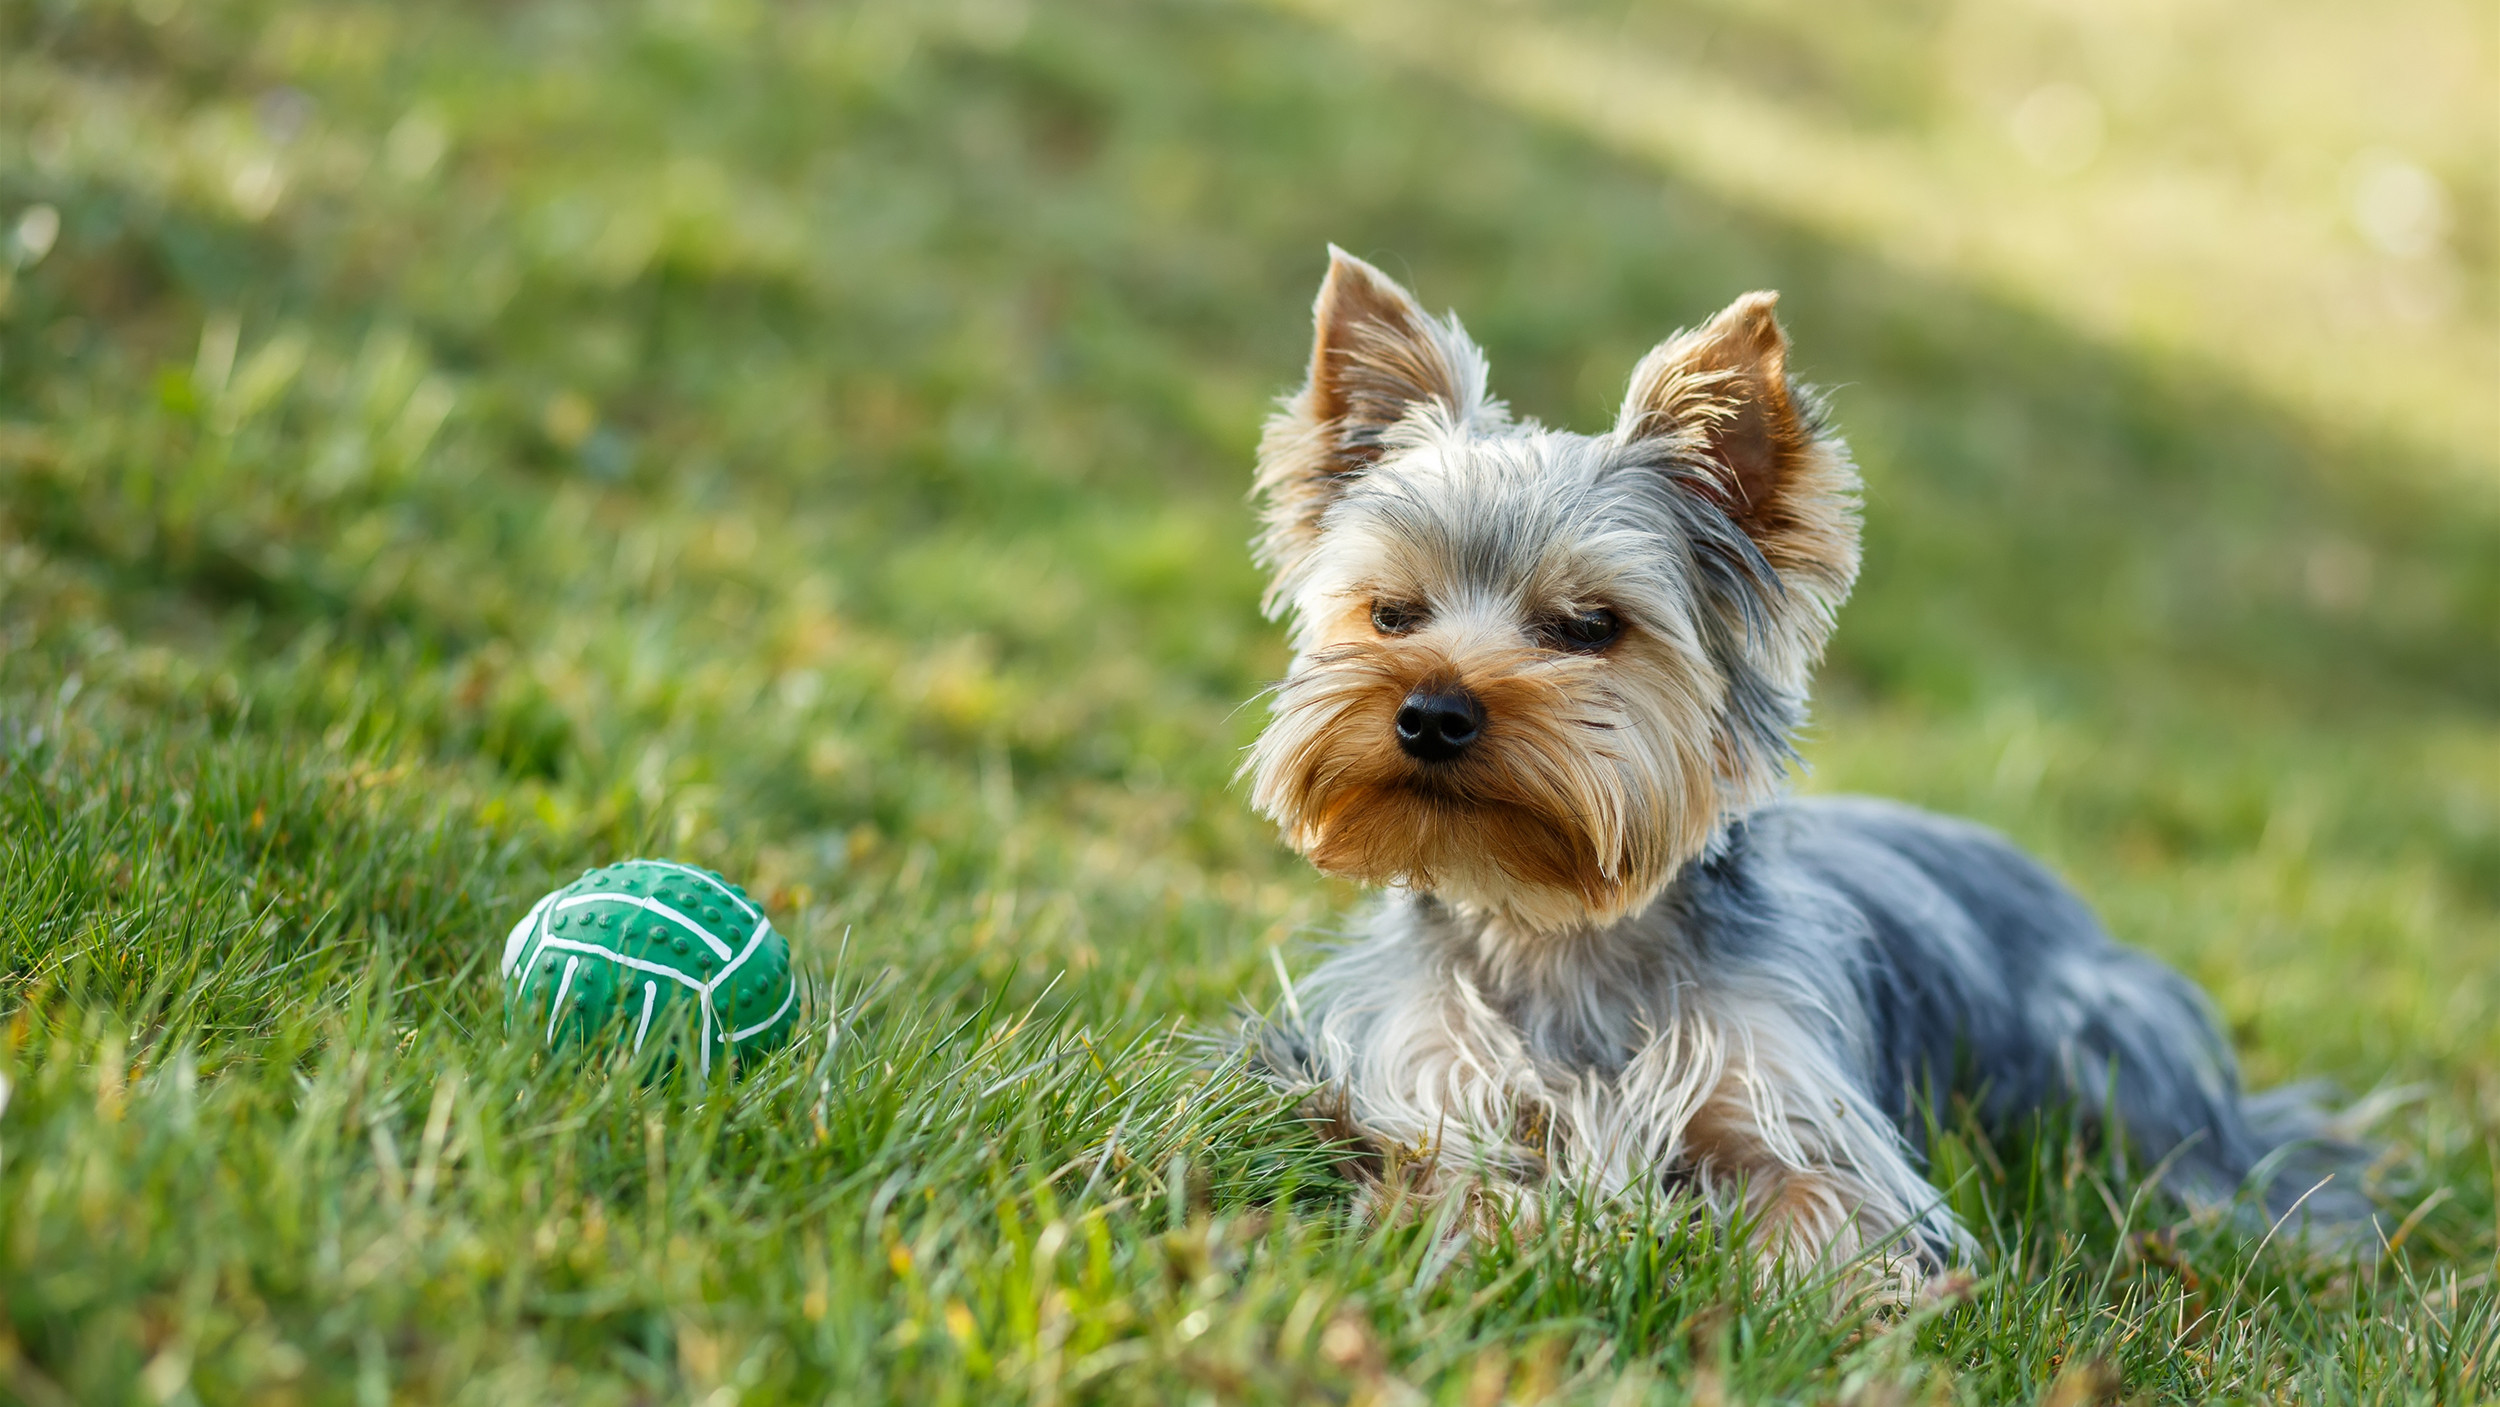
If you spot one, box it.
[2222,1080,2406,1243]
[2064,945,2393,1249]
[2144,1076,2401,1255]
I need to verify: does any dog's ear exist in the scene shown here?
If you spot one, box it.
[1298,247,1483,457]
[1615,292,1821,552]
[1252,248,1490,603]
[1615,291,1861,811]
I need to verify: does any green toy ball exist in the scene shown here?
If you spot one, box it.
[500,860,800,1073]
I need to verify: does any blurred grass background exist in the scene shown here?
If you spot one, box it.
[1,0,2494,1401]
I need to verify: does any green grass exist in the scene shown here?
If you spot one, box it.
[2,0,2495,1401]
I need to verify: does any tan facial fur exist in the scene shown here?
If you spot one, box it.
[1248,591,1726,931]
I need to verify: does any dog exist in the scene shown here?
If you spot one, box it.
[1243,248,2370,1276]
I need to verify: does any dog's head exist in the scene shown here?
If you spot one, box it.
[1245,249,1861,932]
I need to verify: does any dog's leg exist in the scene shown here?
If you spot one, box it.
[1289,957,1558,1220]
[1682,1088,1881,1258]
[1669,1032,1957,1295]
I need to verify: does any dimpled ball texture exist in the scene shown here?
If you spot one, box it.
[501,860,799,1073]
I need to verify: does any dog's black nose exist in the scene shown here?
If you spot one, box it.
[1395,688,1485,762]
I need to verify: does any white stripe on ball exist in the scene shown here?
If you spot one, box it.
[533,935,708,990]
[502,890,557,978]
[705,917,774,995]
[728,982,798,1043]
[634,981,659,1053]
[553,892,734,962]
[645,860,761,923]
[547,955,581,1045]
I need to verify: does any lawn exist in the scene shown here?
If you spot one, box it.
[2,0,2495,1401]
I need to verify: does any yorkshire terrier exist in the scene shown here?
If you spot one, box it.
[1245,248,2370,1276]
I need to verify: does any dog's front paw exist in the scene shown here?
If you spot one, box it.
[1847,1252,1929,1311]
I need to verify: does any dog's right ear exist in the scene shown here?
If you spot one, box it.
[1252,248,1490,605]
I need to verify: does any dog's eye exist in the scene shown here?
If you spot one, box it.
[1370,600,1427,635]
[1545,608,1620,653]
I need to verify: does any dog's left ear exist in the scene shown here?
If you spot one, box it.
[1616,292,1823,555]
[1618,291,1861,735]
